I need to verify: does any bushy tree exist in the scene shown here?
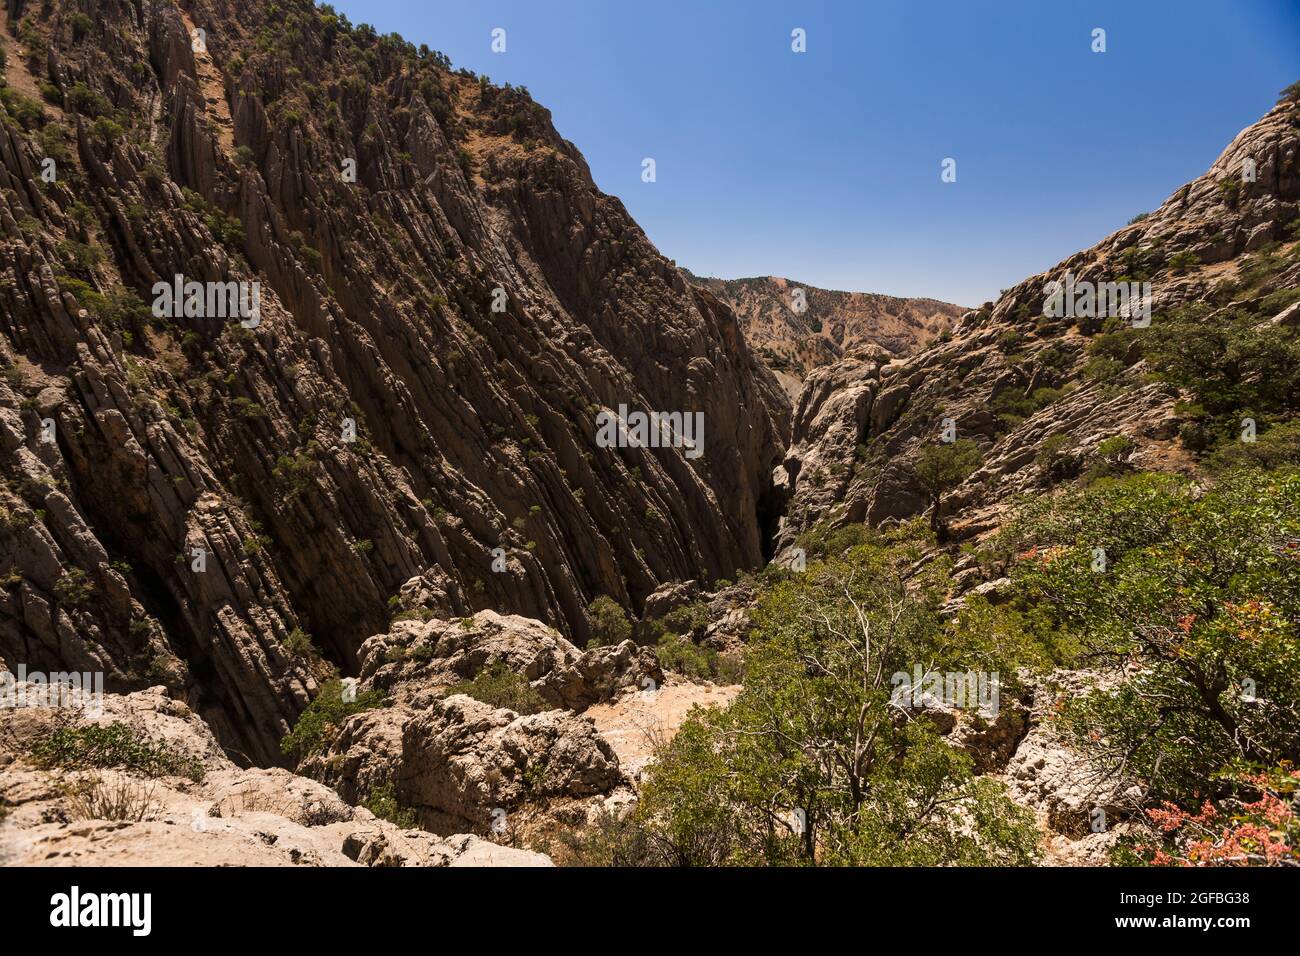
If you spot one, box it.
[1208,419,1300,473]
[913,439,983,537]
[586,595,631,648]
[632,542,1039,866]
[1147,304,1300,452]
[1003,470,1300,804]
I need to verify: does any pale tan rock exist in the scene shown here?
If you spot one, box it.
[0,688,553,867]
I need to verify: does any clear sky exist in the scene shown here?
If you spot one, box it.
[328,0,1299,306]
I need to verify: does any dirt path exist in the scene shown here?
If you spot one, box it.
[587,678,739,779]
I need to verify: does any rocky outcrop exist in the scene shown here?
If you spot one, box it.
[641,579,700,621]
[0,0,785,764]
[358,609,661,711]
[301,693,625,837]
[293,609,648,836]
[996,671,1145,866]
[775,101,1300,552]
[0,684,550,866]
[399,695,623,833]
[687,272,965,397]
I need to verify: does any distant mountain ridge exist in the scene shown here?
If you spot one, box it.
[684,271,967,396]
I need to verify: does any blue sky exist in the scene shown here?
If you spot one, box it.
[330,0,1300,306]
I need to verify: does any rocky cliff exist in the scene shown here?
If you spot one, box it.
[0,0,787,766]
[686,271,965,397]
[773,99,1300,555]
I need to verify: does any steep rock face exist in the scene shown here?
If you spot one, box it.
[776,102,1300,551]
[687,272,965,397]
[0,0,785,763]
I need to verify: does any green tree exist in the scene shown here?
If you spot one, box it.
[913,439,983,537]
[586,595,631,648]
[1147,304,1300,452]
[1003,470,1300,803]
[632,543,1039,866]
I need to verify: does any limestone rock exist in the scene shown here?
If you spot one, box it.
[359,609,660,711]
[304,693,624,836]
[775,102,1300,549]
[0,687,552,866]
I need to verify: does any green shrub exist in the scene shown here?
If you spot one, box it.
[52,568,94,606]
[232,397,266,419]
[362,783,417,828]
[1080,355,1124,383]
[1086,324,1142,366]
[795,519,874,561]
[1147,303,1300,453]
[280,679,386,760]
[273,451,317,498]
[1035,433,1081,481]
[390,607,434,624]
[1218,178,1243,207]
[284,628,313,658]
[91,117,123,143]
[995,329,1025,354]
[654,633,716,681]
[1168,249,1200,274]
[548,808,667,867]
[446,661,547,715]
[1207,419,1300,472]
[31,722,204,781]
[0,85,46,129]
[586,595,631,648]
[1095,434,1135,462]
[70,13,94,42]
[1004,469,1300,803]
[648,599,710,642]
[66,82,110,117]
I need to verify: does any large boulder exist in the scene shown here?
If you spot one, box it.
[359,609,660,711]
[305,694,623,837]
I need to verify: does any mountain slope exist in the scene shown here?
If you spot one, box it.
[0,0,787,764]
[686,271,965,397]
[773,97,1300,555]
